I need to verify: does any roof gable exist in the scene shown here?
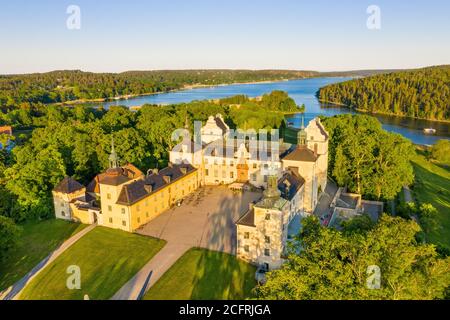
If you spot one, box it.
[283,146,318,162]
[54,177,84,194]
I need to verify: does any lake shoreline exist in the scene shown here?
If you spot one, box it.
[54,78,302,107]
[319,100,450,124]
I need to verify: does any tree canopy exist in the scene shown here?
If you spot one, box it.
[318,65,450,121]
[322,114,415,200]
[0,91,295,223]
[256,215,450,300]
[0,70,316,113]
[431,139,450,165]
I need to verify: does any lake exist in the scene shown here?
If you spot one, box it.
[94,77,449,145]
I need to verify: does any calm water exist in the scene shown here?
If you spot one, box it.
[94,77,449,145]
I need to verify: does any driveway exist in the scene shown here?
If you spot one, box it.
[1,224,97,300]
[136,186,262,254]
[112,186,262,300]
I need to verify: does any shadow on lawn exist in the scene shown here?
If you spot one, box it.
[190,249,256,300]
[412,161,450,249]
[412,163,450,208]
[189,190,260,300]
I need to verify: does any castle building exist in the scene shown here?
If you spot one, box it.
[236,169,304,270]
[320,187,384,230]
[53,113,330,256]
[53,138,201,232]
[200,114,230,144]
[170,114,330,270]
[170,114,329,213]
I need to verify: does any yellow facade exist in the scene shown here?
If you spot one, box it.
[96,168,199,232]
[127,170,199,232]
[52,188,86,220]
[70,205,96,225]
[98,182,134,232]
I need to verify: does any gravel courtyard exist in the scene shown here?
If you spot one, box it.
[136,186,262,254]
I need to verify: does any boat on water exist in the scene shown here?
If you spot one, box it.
[423,128,437,134]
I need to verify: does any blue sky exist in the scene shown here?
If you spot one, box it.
[0,0,449,74]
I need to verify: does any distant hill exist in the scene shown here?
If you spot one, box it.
[318,69,402,78]
[0,68,420,112]
[317,65,450,121]
[0,70,318,111]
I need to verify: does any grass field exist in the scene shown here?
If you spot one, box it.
[144,248,256,300]
[0,219,87,291]
[19,227,166,300]
[411,149,450,249]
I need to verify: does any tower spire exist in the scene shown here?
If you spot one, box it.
[109,136,119,168]
[263,164,281,202]
[183,106,189,130]
[297,115,307,147]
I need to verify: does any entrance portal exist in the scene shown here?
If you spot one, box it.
[237,163,249,183]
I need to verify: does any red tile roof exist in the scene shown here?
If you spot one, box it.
[0,126,12,135]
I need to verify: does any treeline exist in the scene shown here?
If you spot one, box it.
[219,91,304,130]
[321,114,415,200]
[0,69,315,112]
[0,91,293,223]
[317,65,450,121]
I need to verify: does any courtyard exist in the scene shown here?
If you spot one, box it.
[110,186,262,300]
[136,186,262,255]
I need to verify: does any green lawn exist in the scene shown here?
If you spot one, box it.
[19,227,166,300]
[144,248,256,300]
[0,219,88,291]
[411,149,450,249]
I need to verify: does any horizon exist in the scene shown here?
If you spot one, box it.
[1,0,450,74]
[1,65,447,77]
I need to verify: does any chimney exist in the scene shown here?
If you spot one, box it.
[147,168,159,176]
[163,175,171,184]
[144,183,153,193]
[168,163,173,168]
[180,167,187,175]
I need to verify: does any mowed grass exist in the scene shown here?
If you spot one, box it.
[144,248,256,300]
[411,149,450,249]
[0,219,88,291]
[20,227,166,300]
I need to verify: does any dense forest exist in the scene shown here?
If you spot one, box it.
[317,65,450,121]
[0,69,393,115]
[0,70,315,112]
